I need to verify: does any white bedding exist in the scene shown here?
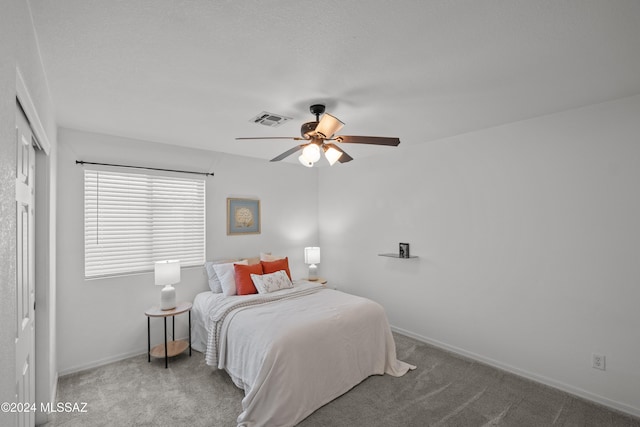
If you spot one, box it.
[193,281,415,427]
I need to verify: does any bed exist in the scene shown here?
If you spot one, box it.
[192,280,415,427]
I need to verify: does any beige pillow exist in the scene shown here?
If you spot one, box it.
[260,252,283,262]
[244,256,261,265]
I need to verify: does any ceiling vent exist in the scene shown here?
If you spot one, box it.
[250,111,292,128]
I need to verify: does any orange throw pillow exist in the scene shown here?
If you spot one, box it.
[261,257,291,280]
[234,263,263,295]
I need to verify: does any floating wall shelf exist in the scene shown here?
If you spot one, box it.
[378,253,418,259]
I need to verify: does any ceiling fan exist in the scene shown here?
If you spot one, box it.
[236,104,400,167]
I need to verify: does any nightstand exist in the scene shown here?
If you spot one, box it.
[309,277,327,286]
[145,301,192,368]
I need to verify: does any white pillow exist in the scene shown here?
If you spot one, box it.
[204,262,222,293]
[251,270,293,294]
[204,259,237,293]
[212,260,248,296]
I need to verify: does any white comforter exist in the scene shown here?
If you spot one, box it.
[201,282,415,427]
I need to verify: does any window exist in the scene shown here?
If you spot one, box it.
[84,169,205,279]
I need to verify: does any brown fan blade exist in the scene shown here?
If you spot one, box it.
[333,135,400,146]
[325,143,353,163]
[236,137,305,140]
[270,145,305,162]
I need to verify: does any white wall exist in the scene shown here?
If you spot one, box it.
[0,1,58,426]
[56,128,318,374]
[318,94,640,417]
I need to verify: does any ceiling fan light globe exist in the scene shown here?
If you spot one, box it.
[315,113,344,139]
[302,143,321,163]
[298,154,314,167]
[324,146,343,166]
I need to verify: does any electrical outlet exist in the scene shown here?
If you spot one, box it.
[592,353,606,370]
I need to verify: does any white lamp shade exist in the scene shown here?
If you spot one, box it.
[324,146,343,166]
[315,113,344,139]
[155,260,180,286]
[302,143,321,163]
[304,247,321,265]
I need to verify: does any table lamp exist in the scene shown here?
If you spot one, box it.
[304,247,320,281]
[155,260,180,310]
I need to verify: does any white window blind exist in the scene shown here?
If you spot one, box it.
[84,169,205,279]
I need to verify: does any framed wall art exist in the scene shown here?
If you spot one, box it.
[227,198,260,235]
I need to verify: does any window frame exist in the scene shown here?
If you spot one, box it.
[83,167,206,279]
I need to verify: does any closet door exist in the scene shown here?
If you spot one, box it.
[15,103,36,427]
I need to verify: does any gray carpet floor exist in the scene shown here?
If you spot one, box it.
[45,333,639,427]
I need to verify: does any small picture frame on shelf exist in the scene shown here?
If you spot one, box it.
[399,243,410,258]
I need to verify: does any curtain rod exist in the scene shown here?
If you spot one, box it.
[75,160,214,177]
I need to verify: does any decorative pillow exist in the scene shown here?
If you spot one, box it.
[251,270,293,294]
[204,259,238,293]
[234,263,263,295]
[212,259,248,296]
[261,257,291,280]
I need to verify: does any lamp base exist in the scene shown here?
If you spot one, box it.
[307,264,318,281]
[160,285,176,310]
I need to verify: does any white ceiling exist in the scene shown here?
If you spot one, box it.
[28,0,640,164]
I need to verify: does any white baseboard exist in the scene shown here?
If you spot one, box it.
[58,335,190,376]
[58,349,146,377]
[390,325,640,419]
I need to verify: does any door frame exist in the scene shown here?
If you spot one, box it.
[16,67,56,425]
[16,69,50,155]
